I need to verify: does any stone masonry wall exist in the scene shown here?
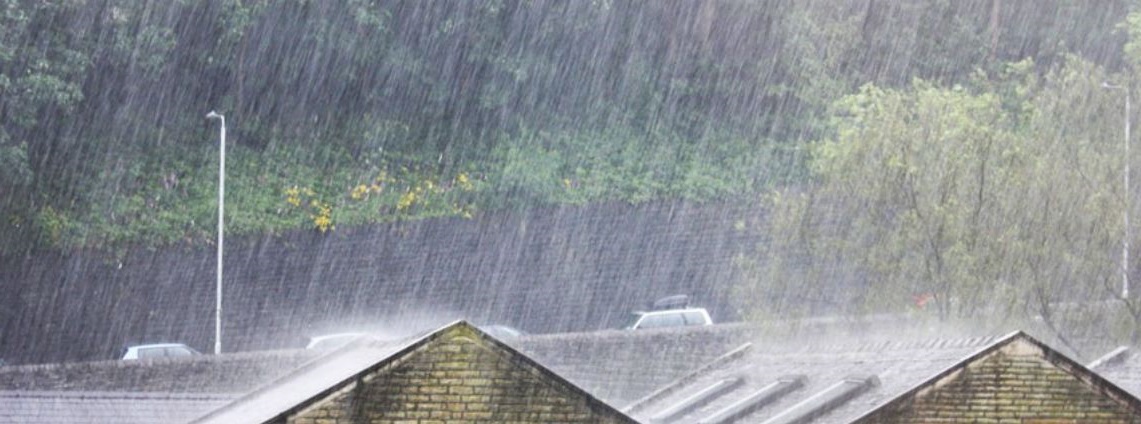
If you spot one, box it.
[859,341,1141,423]
[287,326,636,424]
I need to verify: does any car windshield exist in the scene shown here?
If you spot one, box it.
[619,312,644,330]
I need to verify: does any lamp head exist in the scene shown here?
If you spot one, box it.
[206,111,222,120]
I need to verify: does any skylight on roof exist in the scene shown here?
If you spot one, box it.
[757,375,879,424]
[650,377,744,423]
[696,375,806,424]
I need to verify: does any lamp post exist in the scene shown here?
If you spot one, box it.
[205,110,225,354]
[1104,82,1131,299]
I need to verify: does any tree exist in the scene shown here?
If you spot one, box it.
[738,57,1133,353]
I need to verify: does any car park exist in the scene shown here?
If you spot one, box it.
[120,343,201,360]
[621,295,713,330]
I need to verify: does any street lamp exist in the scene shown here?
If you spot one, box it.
[205,110,225,354]
[1103,82,1131,299]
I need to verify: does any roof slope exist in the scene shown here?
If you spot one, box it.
[853,331,1141,423]
[0,391,233,424]
[189,332,413,423]
[628,334,1004,424]
[1096,346,1141,398]
[0,348,319,393]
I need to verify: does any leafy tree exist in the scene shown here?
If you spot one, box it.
[739,57,1133,351]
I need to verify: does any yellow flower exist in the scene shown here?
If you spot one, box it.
[285,186,302,207]
[456,172,474,191]
[397,190,417,211]
[350,184,368,200]
[311,202,334,232]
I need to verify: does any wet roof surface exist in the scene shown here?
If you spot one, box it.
[1094,348,1141,398]
[191,334,414,424]
[0,348,320,393]
[628,335,1004,424]
[0,391,234,424]
[0,320,1133,424]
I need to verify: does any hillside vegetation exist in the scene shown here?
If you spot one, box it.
[6,0,1141,343]
[1,0,1127,252]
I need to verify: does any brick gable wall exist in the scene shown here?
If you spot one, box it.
[285,327,634,424]
[858,340,1141,423]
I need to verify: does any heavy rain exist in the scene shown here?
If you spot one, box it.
[2,0,1141,422]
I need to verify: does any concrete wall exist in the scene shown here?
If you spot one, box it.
[0,200,765,364]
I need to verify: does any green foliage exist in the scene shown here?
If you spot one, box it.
[739,56,1130,344]
[0,0,1134,263]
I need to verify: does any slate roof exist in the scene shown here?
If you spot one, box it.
[514,323,756,406]
[0,391,233,424]
[1093,346,1141,398]
[0,348,320,393]
[625,333,1006,424]
[190,331,413,423]
[0,346,321,424]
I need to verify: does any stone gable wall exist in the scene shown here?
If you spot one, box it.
[287,328,635,424]
[858,345,1141,423]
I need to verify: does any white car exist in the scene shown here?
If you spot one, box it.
[479,325,526,339]
[620,295,714,330]
[120,343,201,360]
[304,332,368,350]
[622,308,714,330]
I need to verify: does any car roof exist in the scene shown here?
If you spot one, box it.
[307,332,367,341]
[126,343,192,349]
[632,307,710,315]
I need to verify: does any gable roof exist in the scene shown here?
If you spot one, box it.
[190,320,637,424]
[627,333,1006,424]
[852,331,1141,423]
[188,331,417,423]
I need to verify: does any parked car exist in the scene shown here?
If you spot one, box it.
[120,343,201,360]
[621,295,713,330]
[479,325,526,339]
[304,332,368,350]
